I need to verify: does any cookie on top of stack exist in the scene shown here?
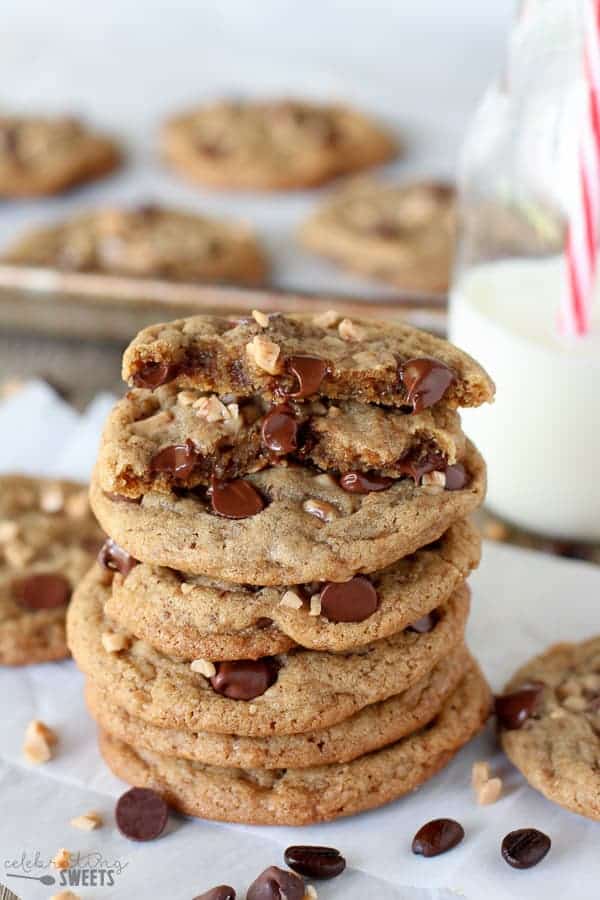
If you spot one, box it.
[68,310,495,825]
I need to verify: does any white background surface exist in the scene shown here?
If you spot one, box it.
[0,0,515,298]
[0,383,599,900]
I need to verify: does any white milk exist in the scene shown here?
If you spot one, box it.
[449,256,600,540]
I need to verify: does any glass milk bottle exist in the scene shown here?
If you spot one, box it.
[449,0,600,541]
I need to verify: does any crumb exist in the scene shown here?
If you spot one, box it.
[70,810,103,831]
[23,719,57,764]
[52,848,72,871]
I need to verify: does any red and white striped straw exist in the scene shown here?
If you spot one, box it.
[560,0,600,337]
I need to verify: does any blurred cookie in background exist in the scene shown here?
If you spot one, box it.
[3,204,268,285]
[0,114,121,197]
[301,179,455,295]
[160,98,397,191]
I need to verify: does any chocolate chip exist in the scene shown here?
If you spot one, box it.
[495,683,544,730]
[397,447,447,483]
[115,787,169,841]
[445,463,468,491]
[246,866,305,900]
[412,819,465,857]
[261,404,298,454]
[501,829,551,869]
[98,539,138,577]
[320,577,379,623]
[400,357,456,412]
[255,617,274,629]
[284,845,346,879]
[12,573,71,610]
[210,658,279,700]
[284,356,329,399]
[193,887,236,900]
[407,609,440,633]
[339,471,393,493]
[151,440,199,479]
[210,477,265,519]
[132,361,179,389]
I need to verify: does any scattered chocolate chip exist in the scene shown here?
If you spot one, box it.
[115,787,169,841]
[284,845,346,879]
[210,477,265,519]
[501,829,551,869]
[210,658,279,700]
[98,539,138,577]
[151,440,199,479]
[339,471,393,493]
[284,356,329,399]
[246,866,305,900]
[255,617,274,630]
[12,573,71,610]
[407,609,440,633]
[193,887,236,900]
[132,361,180,389]
[412,819,465,857]
[320,577,379,623]
[400,357,456,412]
[445,463,469,491]
[495,683,544,730]
[261,404,298,454]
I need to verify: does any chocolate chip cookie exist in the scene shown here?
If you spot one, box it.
[97,381,465,498]
[101,520,480,659]
[97,661,491,825]
[3,205,267,286]
[301,179,455,294]
[86,644,471,769]
[499,636,600,821]
[122,312,495,410]
[90,440,485,584]
[0,475,104,665]
[160,98,396,191]
[67,565,470,737]
[0,115,120,197]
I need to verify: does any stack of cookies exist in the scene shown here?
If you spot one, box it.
[68,311,495,825]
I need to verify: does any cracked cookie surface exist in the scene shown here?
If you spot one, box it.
[97,661,491,825]
[500,636,600,821]
[4,205,267,285]
[67,565,470,737]
[0,475,104,665]
[301,179,455,294]
[0,115,120,197]
[160,98,396,190]
[103,519,479,658]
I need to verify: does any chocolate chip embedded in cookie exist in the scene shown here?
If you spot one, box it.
[121,312,495,410]
[86,645,472,770]
[95,662,491,826]
[160,98,397,191]
[0,115,120,197]
[67,565,471,737]
[499,636,600,820]
[0,475,104,665]
[96,382,466,498]
[90,441,485,585]
[102,519,480,659]
[301,179,455,294]
[3,205,267,286]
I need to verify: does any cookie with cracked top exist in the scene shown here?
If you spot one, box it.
[90,440,485,584]
[122,312,495,410]
[86,644,472,769]
[67,565,470,737]
[103,519,479,659]
[301,179,455,294]
[3,205,267,286]
[97,662,491,825]
[0,474,104,665]
[0,114,120,197]
[160,98,396,191]
[500,636,600,821]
